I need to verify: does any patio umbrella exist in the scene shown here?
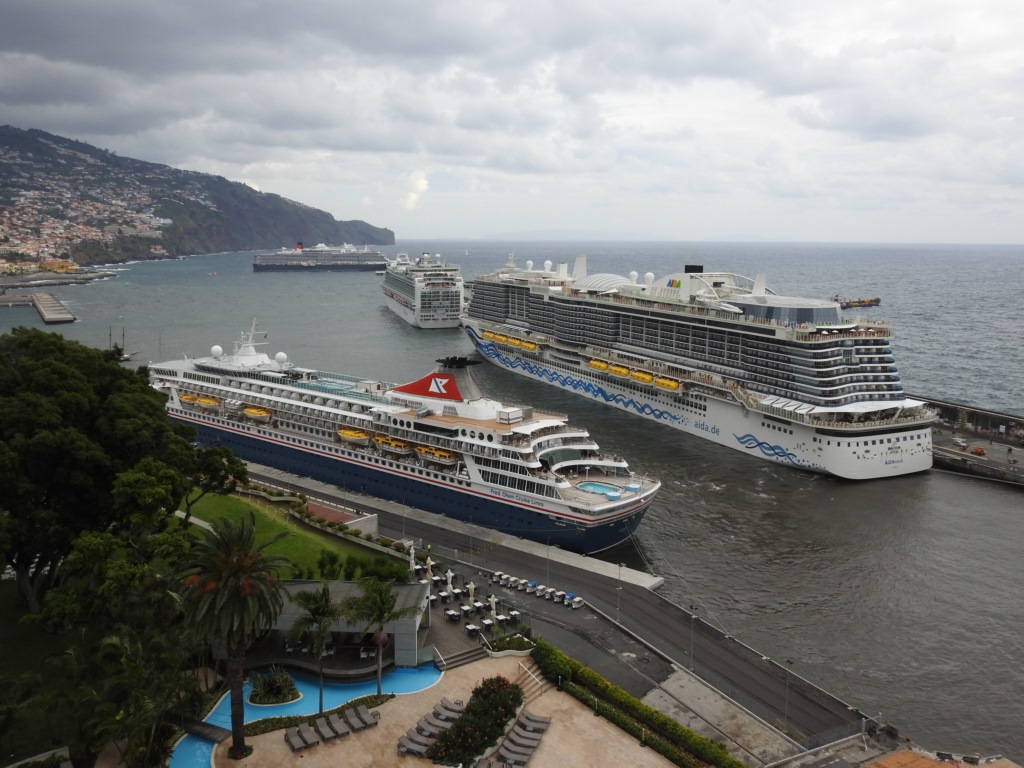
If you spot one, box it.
[445,568,455,590]
[489,595,498,615]
[425,557,434,577]
[408,544,416,576]
[467,581,476,600]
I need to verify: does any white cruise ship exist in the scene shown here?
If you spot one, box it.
[381,252,465,328]
[149,321,660,553]
[462,257,936,480]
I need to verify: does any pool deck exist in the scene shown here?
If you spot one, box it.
[210,654,676,768]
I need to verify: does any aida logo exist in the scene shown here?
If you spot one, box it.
[429,377,449,394]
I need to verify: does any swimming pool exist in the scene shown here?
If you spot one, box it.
[169,664,442,768]
[578,481,619,495]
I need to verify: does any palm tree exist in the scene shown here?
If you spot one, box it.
[344,576,419,695]
[178,512,292,757]
[288,581,347,713]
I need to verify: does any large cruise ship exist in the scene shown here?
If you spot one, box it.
[381,252,465,328]
[253,242,387,272]
[149,321,660,553]
[462,258,936,480]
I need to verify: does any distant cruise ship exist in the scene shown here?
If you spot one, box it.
[380,252,465,328]
[149,321,660,553]
[253,242,387,272]
[462,257,935,480]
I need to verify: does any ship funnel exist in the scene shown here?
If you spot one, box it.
[752,274,767,295]
[572,254,588,279]
[389,357,485,403]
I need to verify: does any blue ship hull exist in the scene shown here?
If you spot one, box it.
[176,413,648,554]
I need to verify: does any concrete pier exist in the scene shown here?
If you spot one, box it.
[0,292,76,323]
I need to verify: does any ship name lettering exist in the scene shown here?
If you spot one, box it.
[694,420,720,435]
[490,488,544,508]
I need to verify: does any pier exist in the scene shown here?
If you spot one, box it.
[1,292,76,323]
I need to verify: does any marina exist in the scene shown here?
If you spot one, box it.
[148,321,661,553]
[463,257,935,479]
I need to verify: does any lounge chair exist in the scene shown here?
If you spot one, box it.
[356,704,380,727]
[498,745,532,765]
[434,703,460,720]
[512,723,543,740]
[424,712,452,730]
[501,741,535,758]
[344,708,367,731]
[284,727,306,752]
[441,696,465,713]
[521,708,551,724]
[297,722,321,747]
[397,736,429,757]
[405,728,433,747]
[416,717,441,737]
[508,730,542,749]
[327,712,350,737]
[314,717,337,741]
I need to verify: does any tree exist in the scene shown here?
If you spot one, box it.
[177,513,293,757]
[178,446,248,524]
[287,582,348,713]
[343,577,419,696]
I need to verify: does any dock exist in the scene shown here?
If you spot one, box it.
[1,292,76,323]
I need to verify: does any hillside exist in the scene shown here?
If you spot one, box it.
[0,125,394,264]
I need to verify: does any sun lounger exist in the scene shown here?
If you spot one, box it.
[314,717,337,741]
[498,745,532,765]
[327,712,350,737]
[297,722,321,747]
[397,736,429,757]
[356,704,380,727]
[508,729,542,748]
[441,696,465,713]
[434,702,461,720]
[425,712,452,730]
[417,717,441,737]
[344,708,367,731]
[521,709,551,725]
[284,727,306,752]
[405,728,433,746]
[501,741,535,758]
[515,717,549,733]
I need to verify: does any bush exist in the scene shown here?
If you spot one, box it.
[248,666,299,705]
[489,634,535,652]
[530,637,580,682]
[425,676,523,764]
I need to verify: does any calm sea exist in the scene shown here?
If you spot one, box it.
[6,241,1023,760]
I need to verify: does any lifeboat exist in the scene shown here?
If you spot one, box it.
[588,359,609,371]
[630,370,654,384]
[608,364,630,377]
[508,337,522,347]
[373,434,413,455]
[198,396,221,409]
[482,330,495,340]
[243,406,272,422]
[655,376,680,391]
[494,334,508,343]
[338,427,372,446]
[179,393,197,404]
[521,341,537,351]
[415,445,459,465]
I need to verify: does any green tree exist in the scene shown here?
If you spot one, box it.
[177,513,293,757]
[179,446,248,524]
[343,576,419,695]
[287,582,348,713]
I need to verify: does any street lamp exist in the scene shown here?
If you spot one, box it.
[689,605,697,671]
[546,540,559,583]
[616,563,624,623]
[783,659,794,733]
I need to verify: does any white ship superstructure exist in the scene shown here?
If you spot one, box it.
[381,252,465,328]
[149,321,659,552]
[463,258,935,480]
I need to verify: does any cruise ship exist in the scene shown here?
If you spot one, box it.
[149,321,660,553]
[253,242,387,272]
[462,258,936,480]
[380,252,465,328]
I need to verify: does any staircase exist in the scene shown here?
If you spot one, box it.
[513,658,552,704]
[434,645,488,672]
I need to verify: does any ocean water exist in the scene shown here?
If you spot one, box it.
[5,241,1023,761]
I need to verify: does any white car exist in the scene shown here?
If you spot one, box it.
[952,438,967,447]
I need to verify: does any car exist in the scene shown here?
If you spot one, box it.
[952,438,967,447]
[971,447,986,456]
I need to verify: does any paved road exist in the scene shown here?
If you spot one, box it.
[249,467,865,749]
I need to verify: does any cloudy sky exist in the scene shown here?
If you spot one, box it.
[3,0,1023,243]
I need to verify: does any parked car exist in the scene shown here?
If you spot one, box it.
[952,438,967,447]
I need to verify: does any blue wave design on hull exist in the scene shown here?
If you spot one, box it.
[467,335,686,426]
[733,433,801,464]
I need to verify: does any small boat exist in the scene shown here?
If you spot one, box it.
[493,334,508,343]
[630,370,654,384]
[198,396,221,409]
[374,434,412,455]
[482,331,496,340]
[608,364,630,377]
[508,337,522,347]
[243,405,272,422]
[338,427,372,446]
[588,359,609,371]
[654,377,680,391]
[521,341,537,351]
[179,393,197,404]
[832,294,881,309]
[415,445,459,465]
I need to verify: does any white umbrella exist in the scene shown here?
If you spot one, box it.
[489,595,498,615]
[425,557,434,577]
[445,568,455,590]
[408,544,416,575]
[467,581,476,600]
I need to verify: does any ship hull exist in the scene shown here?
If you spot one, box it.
[463,326,933,480]
[172,410,650,553]
[254,262,385,272]
[382,292,461,329]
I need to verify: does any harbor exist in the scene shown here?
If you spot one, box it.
[1,291,76,323]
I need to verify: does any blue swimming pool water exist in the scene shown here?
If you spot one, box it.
[578,481,618,494]
[169,665,442,768]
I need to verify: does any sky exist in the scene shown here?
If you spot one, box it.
[2,0,1023,243]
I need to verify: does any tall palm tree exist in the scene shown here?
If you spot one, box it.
[344,576,419,695]
[178,512,292,757]
[288,581,347,713]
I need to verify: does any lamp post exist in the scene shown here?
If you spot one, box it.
[783,659,793,733]
[402,500,407,537]
[546,540,559,583]
[616,563,624,623]
[689,605,697,671]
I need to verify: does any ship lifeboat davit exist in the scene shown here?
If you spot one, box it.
[198,396,221,410]
[415,445,459,465]
[521,340,537,351]
[630,370,654,384]
[243,405,272,422]
[374,434,413,455]
[338,427,372,446]
[608,364,630,377]
[179,393,198,404]
[588,359,609,371]
[482,330,496,340]
[654,376,680,391]
[493,334,508,343]
[508,337,522,347]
